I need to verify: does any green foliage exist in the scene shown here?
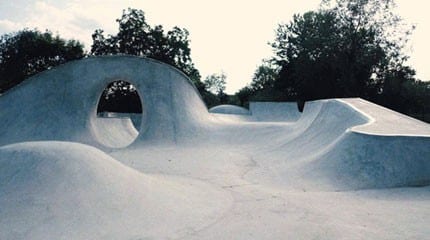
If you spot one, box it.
[234,61,286,107]
[270,0,416,101]
[233,0,428,122]
[204,72,227,95]
[97,80,142,113]
[0,29,85,93]
[250,60,279,91]
[90,8,201,85]
[235,86,253,107]
[200,72,230,108]
[90,8,211,111]
[377,67,430,122]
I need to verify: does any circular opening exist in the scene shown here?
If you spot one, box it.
[94,80,143,148]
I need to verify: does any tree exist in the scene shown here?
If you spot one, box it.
[90,8,209,111]
[248,60,288,102]
[271,11,339,101]
[97,80,142,113]
[0,29,85,93]
[204,72,227,95]
[90,8,201,85]
[270,0,414,102]
[233,0,429,121]
[202,72,228,106]
[377,67,430,122]
[250,60,279,91]
[235,86,253,107]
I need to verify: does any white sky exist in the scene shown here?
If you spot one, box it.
[0,0,428,94]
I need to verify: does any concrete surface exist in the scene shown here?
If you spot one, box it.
[0,56,429,239]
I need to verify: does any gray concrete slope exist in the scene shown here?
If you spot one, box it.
[0,141,230,239]
[0,56,209,148]
[309,99,430,190]
[249,101,301,122]
[251,98,430,190]
[92,117,138,148]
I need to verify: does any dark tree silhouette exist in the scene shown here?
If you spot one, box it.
[270,0,415,102]
[204,72,227,95]
[97,80,142,113]
[0,29,85,93]
[90,8,211,111]
[233,0,429,122]
[91,9,200,84]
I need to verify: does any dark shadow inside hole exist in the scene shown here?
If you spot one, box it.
[97,80,142,114]
[97,80,142,130]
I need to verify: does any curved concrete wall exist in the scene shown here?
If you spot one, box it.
[0,56,209,148]
[245,99,430,190]
[249,102,301,122]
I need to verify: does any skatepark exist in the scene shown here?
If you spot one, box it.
[0,56,429,239]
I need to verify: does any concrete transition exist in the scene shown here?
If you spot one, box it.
[0,56,429,239]
[0,56,208,148]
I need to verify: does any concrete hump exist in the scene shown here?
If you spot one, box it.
[272,98,430,190]
[0,141,231,239]
[209,104,250,115]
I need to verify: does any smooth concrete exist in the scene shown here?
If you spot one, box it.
[1,55,430,239]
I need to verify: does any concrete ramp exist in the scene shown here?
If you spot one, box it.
[246,98,430,190]
[209,102,301,122]
[1,55,430,239]
[92,117,138,148]
[249,101,301,122]
[0,141,231,239]
[310,99,430,190]
[0,56,209,148]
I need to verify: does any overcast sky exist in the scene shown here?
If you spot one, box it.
[0,0,428,93]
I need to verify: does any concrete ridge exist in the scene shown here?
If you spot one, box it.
[1,55,205,103]
[337,98,430,137]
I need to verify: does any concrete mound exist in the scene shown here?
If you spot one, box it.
[209,104,250,115]
[0,141,231,240]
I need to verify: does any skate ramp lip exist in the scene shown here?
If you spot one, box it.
[295,98,430,138]
[339,98,430,137]
[243,98,430,191]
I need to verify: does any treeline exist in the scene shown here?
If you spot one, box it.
[0,8,224,113]
[233,0,430,122]
[0,30,85,92]
[0,2,429,122]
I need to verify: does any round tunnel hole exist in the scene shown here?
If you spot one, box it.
[95,80,143,148]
